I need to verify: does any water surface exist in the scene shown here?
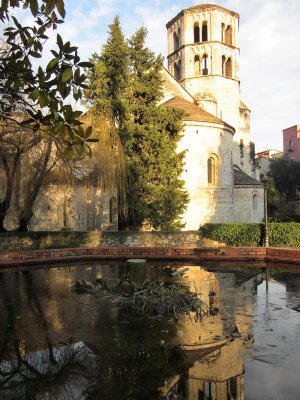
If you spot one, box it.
[0,262,299,399]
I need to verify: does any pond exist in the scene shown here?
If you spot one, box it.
[0,262,300,400]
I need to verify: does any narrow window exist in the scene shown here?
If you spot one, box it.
[222,55,226,75]
[194,55,200,76]
[173,31,179,51]
[221,23,225,42]
[225,57,232,78]
[202,21,208,42]
[202,54,208,75]
[253,194,258,210]
[289,140,294,150]
[174,60,181,80]
[194,22,200,43]
[225,25,232,45]
[207,155,218,186]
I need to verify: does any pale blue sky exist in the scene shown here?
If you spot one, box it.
[15,0,300,151]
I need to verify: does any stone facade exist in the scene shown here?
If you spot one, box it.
[162,3,264,229]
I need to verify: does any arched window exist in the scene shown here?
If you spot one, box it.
[222,55,226,75]
[173,31,179,51]
[221,23,225,42]
[252,194,258,210]
[207,154,219,186]
[194,22,200,43]
[202,54,208,75]
[174,60,181,81]
[202,21,208,42]
[194,55,200,76]
[109,196,117,224]
[225,25,232,45]
[225,57,232,78]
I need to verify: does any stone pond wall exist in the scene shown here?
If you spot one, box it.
[0,231,221,253]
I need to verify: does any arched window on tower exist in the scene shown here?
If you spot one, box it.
[173,31,179,51]
[222,55,226,75]
[194,55,200,76]
[225,57,232,78]
[224,25,232,45]
[174,60,181,81]
[207,154,219,186]
[202,54,208,75]
[202,21,208,42]
[194,22,200,43]
[252,194,258,210]
[221,23,225,42]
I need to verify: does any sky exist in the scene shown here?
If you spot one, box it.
[15,0,300,152]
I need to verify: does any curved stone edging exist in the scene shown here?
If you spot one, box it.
[1,246,300,268]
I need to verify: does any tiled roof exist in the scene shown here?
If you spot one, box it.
[234,166,263,187]
[162,96,233,129]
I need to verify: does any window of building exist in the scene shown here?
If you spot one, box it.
[202,21,208,42]
[194,55,200,76]
[202,54,208,75]
[289,139,294,151]
[221,23,225,42]
[222,55,226,75]
[174,60,181,80]
[225,25,232,45]
[173,31,179,51]
[194,22,200,43]
[252,194,258,210]
[225,57,232,78]
[207,154,219,186]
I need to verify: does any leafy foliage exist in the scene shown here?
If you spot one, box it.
[200,222,300,247]
[269,158,300,199]
[85,20,188,230]
[268,222,300,247]
[0,0,95,157]
[199,223,263,247]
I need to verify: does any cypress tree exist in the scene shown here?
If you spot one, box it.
[85,21,188,231]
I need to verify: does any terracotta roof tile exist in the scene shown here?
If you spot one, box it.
[162,96,233,129]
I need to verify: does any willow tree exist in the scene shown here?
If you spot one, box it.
[85,20,188,231]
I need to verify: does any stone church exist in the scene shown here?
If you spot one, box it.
[0,2,264,232]
[160,3,264,230]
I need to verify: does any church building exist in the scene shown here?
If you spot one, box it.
[161,3,264,230]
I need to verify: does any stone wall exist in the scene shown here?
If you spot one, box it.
[0,231,214,252]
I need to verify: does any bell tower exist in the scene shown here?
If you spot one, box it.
[166,4,253,176]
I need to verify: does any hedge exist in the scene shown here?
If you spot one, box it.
[199,223,300,247]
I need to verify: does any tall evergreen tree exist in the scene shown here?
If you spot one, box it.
[85,21,188,230]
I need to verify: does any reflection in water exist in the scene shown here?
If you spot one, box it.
[0,263,299,399]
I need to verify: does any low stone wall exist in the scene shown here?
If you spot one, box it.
[0,231,222,252]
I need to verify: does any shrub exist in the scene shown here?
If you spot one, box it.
[199,222,300,247]
[268,223,300,247]
[199,223,262,247]
[270,214,300,223]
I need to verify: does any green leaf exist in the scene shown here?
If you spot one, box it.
[55,0,66,18]
[65,147,74,160]
[57,33,63,49]
[46,57,59,71]
[78,62,94,68]
[30,88,40,101]
[39,92,48,108]
[45,0,56,16]
[61,67,73,82]
[29,0,38,16]
[85,125,93,138]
